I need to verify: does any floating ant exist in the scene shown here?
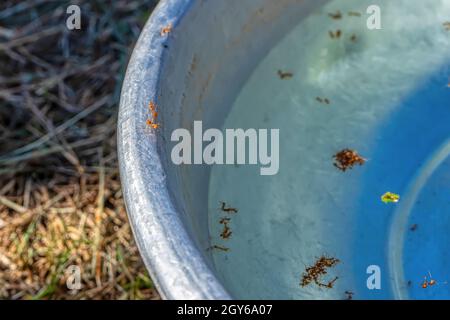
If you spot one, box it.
[344,290,354,300]
[443,22,450,31]
[421,272,446,289]
[329,30,342,39]
[317,276,339,289]
[328,11,342,20]
[160,23,172,36]
[277,70,293,80]
[219,217,232,240]
[220,224,232,240]
[410,224,418,232]
[348,11,362,17]
[207,245,230,252]
[219,217,231,224]
[316,97,330,105]
[220,201,238,214]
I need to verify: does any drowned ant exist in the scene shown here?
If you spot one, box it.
[219,217,232,240]
[318,276,339,289]
[410,224,418,232]
[316,97,330,105]
[219,217,231,224]
[344,291,354,300]
[220,224,232,240]
[348,11,362,17]
[350,34,357,43]
[421,271,447,289]
[207,245,230,252]
[329,29,342,39]
[421,277,433,289]
[328,11,342,20]
[443,22,450,31]
[219,201,238,214]
[277,70,293,80]
[160,23,172,36]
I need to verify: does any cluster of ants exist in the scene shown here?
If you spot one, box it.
[300,255,356,300]
[327,10,359,43]
[208,202,238,253]
[317,11,360,105]
[333,149,366,172]
[218,202,237,241]
[146,101,160,129]
[300,255,340,289]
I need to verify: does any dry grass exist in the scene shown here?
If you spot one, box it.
[0,0,160,299]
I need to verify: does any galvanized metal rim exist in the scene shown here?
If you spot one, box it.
[117,0,231,300]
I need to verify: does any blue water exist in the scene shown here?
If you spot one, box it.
[207,0,450,299]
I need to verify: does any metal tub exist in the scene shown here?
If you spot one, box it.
[118,0,327,299]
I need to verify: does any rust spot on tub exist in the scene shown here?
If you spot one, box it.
[188,54,198,76]
[226,0,295,50]
[198,72,213,105]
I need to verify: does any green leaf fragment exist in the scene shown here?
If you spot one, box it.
[381,192,400,204]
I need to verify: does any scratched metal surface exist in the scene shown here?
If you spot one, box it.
[118,0,230,300]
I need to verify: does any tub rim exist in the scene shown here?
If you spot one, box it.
[117,0,231,300]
